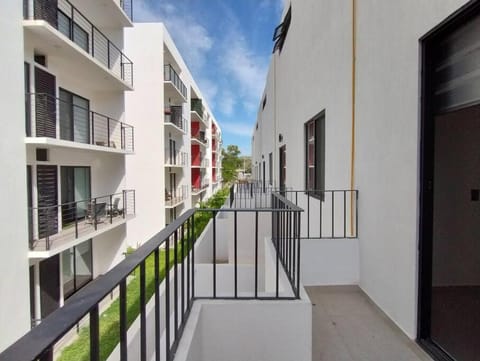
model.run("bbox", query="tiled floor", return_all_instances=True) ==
[306,286,433,361]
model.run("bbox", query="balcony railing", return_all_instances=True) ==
[164,64,187,99]
[0,192,301,361]
[164,106,187,132]
[165,149,188,167]
[231,182,359,239]
[165,185,188,207]
[191,98,204,118]
[192,154,209,168]
[24,0,134,87]
[192,131,208,145]
[119,0,133,20]
[192,181,209,194]
[29,190,135,252]
[26,93,134,152]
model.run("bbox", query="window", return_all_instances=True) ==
[305,111,325,198]
[269,152,273,185]
[272,6,292,53]
[62,239,93,299]
[59,88,90,144]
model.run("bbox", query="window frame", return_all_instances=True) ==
[305,110,325,200]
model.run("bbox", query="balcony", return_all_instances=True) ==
[191,153,209,168]
[28,190,135,259]
[0,190,311,361]
[23,0,134,91]
[25,93,134,153]
[192,181,209,195]
[165,185,188,208]
[164,106,187,134]
[165,149,188,168]
[164,64,187,103]
[191,99,208,127]
[68,0,133,27]
[191,131,208,147]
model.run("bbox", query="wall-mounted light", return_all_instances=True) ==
[279,134,283,143]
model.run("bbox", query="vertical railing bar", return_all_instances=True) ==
[234,211,238,299]
[165,235,171,361]
[332,191,335,238]
[90,304,99,361]
[344,190,347,238]
[181,223,185,323]
[307,191,310,238]
[213,211,217,298]
[140,261,146,361]
[187,218,191,307]
[356,191,359,238]
[154,249,160,361]
[276,207,280,298]
[192,215,195,300]
[173,230,178,340]
[255,211,258,299]
[120,279,127,361]
[319,190,323,238]
[296,211,302,298]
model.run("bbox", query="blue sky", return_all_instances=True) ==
[134,0,284,155]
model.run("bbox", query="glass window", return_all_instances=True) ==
[62,239,92,299]
[305,112,325,198]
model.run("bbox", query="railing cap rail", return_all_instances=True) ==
[0,208,195,361]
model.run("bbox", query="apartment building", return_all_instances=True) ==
[252,1,480,360]
[0,0,135,352]
[124,23,222,247]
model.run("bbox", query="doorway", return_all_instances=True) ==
[419,3,480,360]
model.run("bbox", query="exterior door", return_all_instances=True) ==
[37,165,58,239]
[35,67,56,138]
[279,146,286,192]
[419,3,480,360]
[39,255,60,318]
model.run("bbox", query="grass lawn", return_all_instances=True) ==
[57,187,230,361]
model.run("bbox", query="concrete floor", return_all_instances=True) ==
[306,286,433,361]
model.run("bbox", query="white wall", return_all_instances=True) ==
[251,0,472,340]
[175,297,311,361]
[125,24,167,247]
[0,0,32,352]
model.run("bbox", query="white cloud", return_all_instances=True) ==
[221,121,254,137]
[218,90,236,116]
[135,0,213,72]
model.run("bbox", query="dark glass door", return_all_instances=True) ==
[39,255,60,318]
[279,146,286,192]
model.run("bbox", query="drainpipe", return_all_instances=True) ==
[350,0,357,236]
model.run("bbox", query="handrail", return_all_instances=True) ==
[1,194,303,361]
[26,93,134,152]
[24,0,134,86]
[164,64,187,98]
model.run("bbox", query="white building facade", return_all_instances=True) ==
[252,1,480,360]
[125,23,222,247]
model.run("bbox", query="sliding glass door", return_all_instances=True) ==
[59,89,90,144]
[61,167,91,226]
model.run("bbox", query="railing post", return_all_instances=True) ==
[123,190,126,219]
[91,112,95,146]
[93,198,97,230]
[107,117,111,148]
[74,202,78,238]
[90,305,99,361]
[91,24,95,57]
[109,195,113,224]
[46,207,50,251]
[107,40,111,69]
[121,124,124,150]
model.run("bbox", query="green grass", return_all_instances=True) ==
[57,187,229,361]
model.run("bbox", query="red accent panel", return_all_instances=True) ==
[191,144,200,166]
[191,121,200,137]
[192,168,201,189]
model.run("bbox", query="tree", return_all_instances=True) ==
[221,145,242,183]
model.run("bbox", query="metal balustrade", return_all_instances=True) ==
[24,0,134,86]
[230,182,359,239]
[119,0,133,20]
[164,64,187,99]
[165,149,188,167]
[26,93,134,152]
[0,192,302,361]
[165,185,189,207]
[164,106,187,133]
[29,190,135,251]
[191,131,208,145]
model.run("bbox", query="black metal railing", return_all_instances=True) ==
[230,182,359,239]
[165,185,189,207]
[164,106,187,132]
[26,93,134,152]
[164,65,187,99]
[29,190,135,251]
[165,149,188,167]
[1,193,302,361]
[192,131,208,145]
[25,0,134,87]
[191,99,204,118]
[120,0,133,20]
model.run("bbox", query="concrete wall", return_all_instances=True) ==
[251,0,471,339]
[0,1,32,351]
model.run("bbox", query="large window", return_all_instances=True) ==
[62,239,93,299]
[59,88,90,144]
[305,111,325,197]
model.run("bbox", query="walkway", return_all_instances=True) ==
[306,286,433,361]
